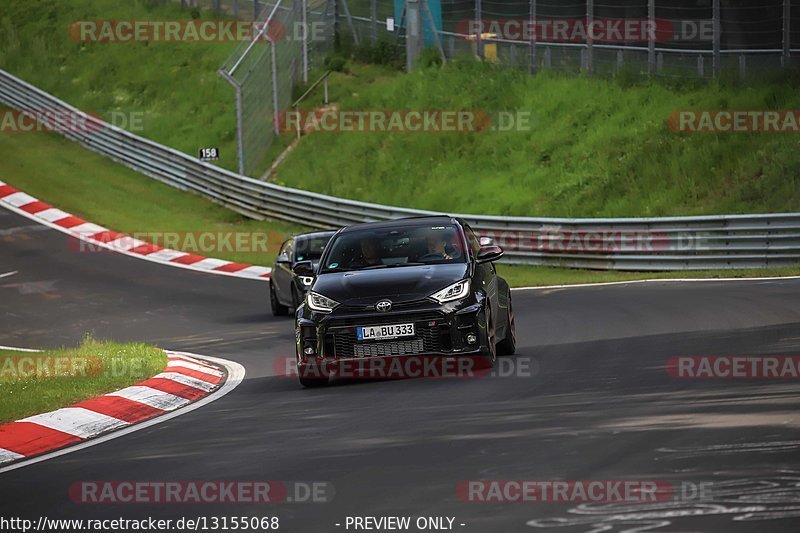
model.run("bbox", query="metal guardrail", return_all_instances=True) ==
[1,67,799,271]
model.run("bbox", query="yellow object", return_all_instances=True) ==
[466,33,498,63]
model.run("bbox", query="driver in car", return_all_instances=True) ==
[350,237,383,268]
[424,234,453,260]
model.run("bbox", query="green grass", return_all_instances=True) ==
[0,337,166,423]
[0,111,303,263]
[0,0,241,172]
[497,264,800,288]
[275,60,800,217]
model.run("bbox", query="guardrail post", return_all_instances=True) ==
[529,0,536,74]
[648,0,655,75]
[712,0,720,78]
[784,0,791,67]
[739,53,746,82]
[254,0,260,19]
[233,0,239,18]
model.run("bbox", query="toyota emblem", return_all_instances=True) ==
[376,299,392,312]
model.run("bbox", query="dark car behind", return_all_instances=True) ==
[270,231,336,316]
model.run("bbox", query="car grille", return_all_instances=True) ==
[326,312,450,358]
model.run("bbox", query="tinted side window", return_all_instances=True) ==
[279,240,294,261]
[465,226,481,258]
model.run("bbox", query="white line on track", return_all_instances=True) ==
[512,274,800,291]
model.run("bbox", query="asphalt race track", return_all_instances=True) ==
[2,205,800,532]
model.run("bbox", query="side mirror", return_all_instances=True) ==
[276,253,290,264]
[476,245,504,264]
[293,260,315,277]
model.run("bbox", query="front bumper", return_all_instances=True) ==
[295,298,489,370]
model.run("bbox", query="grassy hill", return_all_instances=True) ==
[0,0,241,171]
[277,61,800,217]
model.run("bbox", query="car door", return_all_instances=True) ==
[273,239,294,305]
[465,224,501,329]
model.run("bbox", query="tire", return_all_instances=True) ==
[299,376,329,388]
[482,305,497,369]
[270,282,289,316]
[496,297,517,356]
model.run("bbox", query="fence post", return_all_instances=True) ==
[271,41,280,136]
[371,0,378,42]
[648,0,655,75]
[302,0,309,83]
[697,54,704,77]
[529,0,536,73]
[340,0,360,45]
[784,0,792,67]
[586,0,593,74]
[406,0,422,70]
[712,0,720,78]
[218,70,245,175]
[475,0,483,60]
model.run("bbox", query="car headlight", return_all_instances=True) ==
[300,276,314,286]
[306,291,340,313]
[429,279,470,303]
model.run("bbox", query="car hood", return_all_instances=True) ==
[312,264,469,306]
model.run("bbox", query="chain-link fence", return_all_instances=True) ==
[173,0,333,176]
[173,0,800,176]
[343,0,800,79]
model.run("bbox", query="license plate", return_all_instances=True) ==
[357,323,415,341]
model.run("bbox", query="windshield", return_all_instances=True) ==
[320,224,466,273]
[294,236,332,262]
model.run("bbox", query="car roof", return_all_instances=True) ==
[293,230,337,240]
[338,216,460,233]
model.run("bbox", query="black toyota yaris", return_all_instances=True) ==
[292,216,516,387]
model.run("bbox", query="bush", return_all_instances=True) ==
[324,54,347,72]
[417,48,443,69]
[352,39,404,69]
